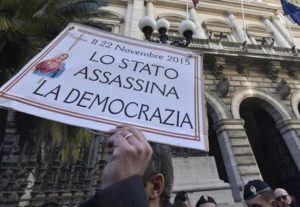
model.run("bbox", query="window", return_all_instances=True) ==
[246,25,274,46]
[202,19,237,42]
[208,31,230,41]
[254,37,274,46]
[88,11,122,34]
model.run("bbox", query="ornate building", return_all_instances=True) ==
[1,0,300,206]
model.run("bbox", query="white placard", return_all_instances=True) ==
[0,23,207,150]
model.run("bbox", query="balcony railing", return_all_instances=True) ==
[151,33,299,58]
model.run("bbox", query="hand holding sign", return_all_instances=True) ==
[101,125,152,189]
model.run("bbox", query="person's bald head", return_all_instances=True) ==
[274,188,292,207]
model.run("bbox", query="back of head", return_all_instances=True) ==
[196,195,217,207]
[173,200,191,207]
[142,143,174,206]
[40,202,59,207]
[174,191,189,203]
[274,188,288,198]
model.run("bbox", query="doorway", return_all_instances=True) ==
[240,98,300,198]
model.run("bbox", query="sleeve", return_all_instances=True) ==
[79,175,149,207]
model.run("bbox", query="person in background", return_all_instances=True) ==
[274,188,299,207]
[243,179,278,207]
[196,195,217,207]
[80,125,174,207]
[173,191,192,207]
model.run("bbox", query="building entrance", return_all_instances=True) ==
[240,98,300,198]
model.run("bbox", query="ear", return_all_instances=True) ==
[148,173,165,200]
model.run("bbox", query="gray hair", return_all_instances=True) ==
[142,143,174,205]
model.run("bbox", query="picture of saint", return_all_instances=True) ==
[33,53,69,78]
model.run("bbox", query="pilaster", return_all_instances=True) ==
[262,17,290,48]
[124,0,133,36]
[130,0,145,39]
[189,8,206,39]
[271,14,293,46]
[226,12,246,43]
[215,119,262,185]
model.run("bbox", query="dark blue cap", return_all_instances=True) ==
[174,191,189,202]
[243,179,271,200]
[196,195,217,207]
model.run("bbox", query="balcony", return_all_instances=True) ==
[151,34,299,60]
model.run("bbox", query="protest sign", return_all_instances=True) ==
[0,23,207,150]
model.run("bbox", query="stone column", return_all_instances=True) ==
[146,0,154,17]
[226,12,246,43]
[262,17,290,47]
[271,14,293,46]
[214,119,246,202]
[124,0,133,36]
[189,7,206,39]
[130,0,146,39]
[215,119,262,187]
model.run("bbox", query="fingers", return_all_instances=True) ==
[107,125,151,156]
[107,131,129,148]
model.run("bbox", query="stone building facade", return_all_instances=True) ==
[104,0,300,206]
[1,0,300,206]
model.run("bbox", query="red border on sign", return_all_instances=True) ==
[0,26,202,142]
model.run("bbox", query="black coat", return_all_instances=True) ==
[80,176,149,207]
[291,197,300,207]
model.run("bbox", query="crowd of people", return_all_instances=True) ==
[78,125,299,207]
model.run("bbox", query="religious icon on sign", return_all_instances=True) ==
[33,53,69,78]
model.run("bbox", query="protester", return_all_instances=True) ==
[80,125,174,207]
[40,202,59,207]
[196,195,217,207]
[274,188,299,207]
[173,191,192,207]
[173,200,192,207]
[244,179,278,207]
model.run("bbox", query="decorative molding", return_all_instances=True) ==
[291,90,300,119]
[213,56,226,79]
[205,91,231,121]
[266,60,280,82]
[286,62,299,78]
[231,88,291,120]
[237,59,250,77]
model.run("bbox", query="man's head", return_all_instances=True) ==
[173,200,192,207]
[173,191,192,207]
[244,179,277,207]
[143,143,174,207]
[196,195,217,207]
[274,188,292,207]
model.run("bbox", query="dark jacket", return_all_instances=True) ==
[291,196,300,207]
[80,176,148,207]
